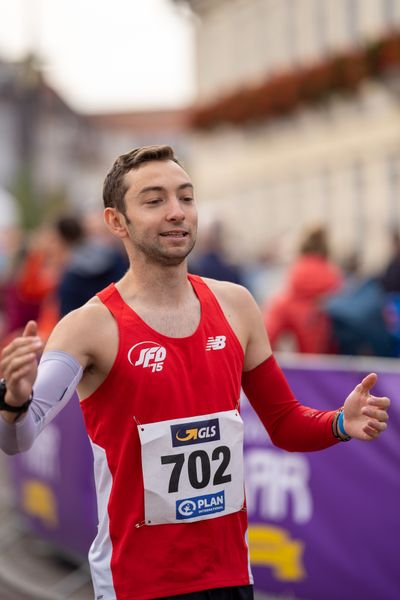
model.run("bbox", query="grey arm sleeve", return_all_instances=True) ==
[0,350,83,454]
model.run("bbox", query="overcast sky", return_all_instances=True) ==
[0,0,196,113]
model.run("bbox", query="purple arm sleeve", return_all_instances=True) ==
[0,350,83,454]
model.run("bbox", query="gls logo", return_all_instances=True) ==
[171,418,220,447]
[128,341,166,372]
[206,336,226,351]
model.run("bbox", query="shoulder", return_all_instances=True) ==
[52,297,112,333]
[200,277,272,371]
[44,296,117,366]
[201,277,259,315]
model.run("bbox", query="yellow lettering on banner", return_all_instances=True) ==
[21,480,58,528]
[248,524,305,581]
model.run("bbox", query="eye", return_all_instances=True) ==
[146,198,162,205]
[181,196,194,203]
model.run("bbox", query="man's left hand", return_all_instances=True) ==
[343,373,390,441]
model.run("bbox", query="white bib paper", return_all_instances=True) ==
[138,409,244,525]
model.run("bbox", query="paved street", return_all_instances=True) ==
[0,455,93,600]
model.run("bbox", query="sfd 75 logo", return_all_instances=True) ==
[128,341,166,372]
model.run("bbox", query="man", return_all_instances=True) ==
[0,146,390,600]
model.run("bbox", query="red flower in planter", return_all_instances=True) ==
[331,50,368,92]
[378,32,400,71]
[268,72,301,115]
[300,62,334,103]
[192,30,400,129]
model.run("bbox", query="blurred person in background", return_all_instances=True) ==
[189,219,243,284]
[0,189,25,340]
[378,229,400,356]
[264,226,342,353]
[0,219,82,347]
[381,230,400,293]
[325,251,395,357]
[55,214,128,317]
[0,146,390,600]
[0,226,59,343]
[37,216,86,335]
[1,214,128,345]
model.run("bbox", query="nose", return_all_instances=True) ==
[166,196,185,221]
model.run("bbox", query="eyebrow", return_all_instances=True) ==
[138,183,194,195]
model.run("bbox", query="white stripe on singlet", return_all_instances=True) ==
[88,441,116,600]
[244,529,254,584]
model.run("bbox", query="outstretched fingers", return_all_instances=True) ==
[362,420,388,440]
[2,353,38,379]
[367,395,390,409]
[362,394,389,420]
[1,340,42,377]
[7,363,37,386]
[1,336,42,361]
[361,393,390,440]
[361,403,389,421]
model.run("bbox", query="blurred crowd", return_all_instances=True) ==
[0,211,128,348]
[262,226,400,358]
[191,222,400,359]
[0,212,399,359]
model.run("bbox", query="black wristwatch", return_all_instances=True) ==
[0,379,33,414]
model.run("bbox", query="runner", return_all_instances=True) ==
[0,146,390,600]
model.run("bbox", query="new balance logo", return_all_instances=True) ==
[206,335,226,351]
[128,341,166,372]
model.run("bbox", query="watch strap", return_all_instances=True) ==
[0,379,33,414]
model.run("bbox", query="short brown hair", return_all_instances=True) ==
[103,145,181,215]
[299,226,329,258]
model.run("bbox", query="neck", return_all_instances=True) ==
[117,259,191,307]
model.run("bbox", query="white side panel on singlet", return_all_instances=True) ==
[244,529,254,584]
[88,441,116,600]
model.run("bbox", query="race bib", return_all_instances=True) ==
[138,409,244,525]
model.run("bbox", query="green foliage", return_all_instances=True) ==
[10,167,68,231]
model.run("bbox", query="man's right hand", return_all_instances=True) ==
[0,321,43,411]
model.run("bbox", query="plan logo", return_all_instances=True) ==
[128,341,166,372]
[171,418,220,447]
[206,336,226,351]
[176,491,225,520]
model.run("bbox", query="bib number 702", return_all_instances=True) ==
[161,446,231,493]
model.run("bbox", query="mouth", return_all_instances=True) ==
[160,231,189,238]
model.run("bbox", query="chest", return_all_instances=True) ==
[132,304,201,338]
[97,330,243,426]
[81,300,245,432]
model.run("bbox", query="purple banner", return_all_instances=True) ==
[5,355,400,599]
[6,393,97,558]
[244,355,400,600]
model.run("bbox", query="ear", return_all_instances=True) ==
[104,207,129,239]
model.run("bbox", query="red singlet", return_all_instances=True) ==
[80,275,252,600]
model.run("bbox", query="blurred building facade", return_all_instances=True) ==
[0,56,191,223]
[0,56,87,212]
[180,0,400,272]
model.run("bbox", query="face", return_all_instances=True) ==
[119,159,197,266]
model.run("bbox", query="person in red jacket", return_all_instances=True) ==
[0,146,389,600]
[264,226,343,353]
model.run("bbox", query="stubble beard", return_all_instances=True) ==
[131,233,197,267]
